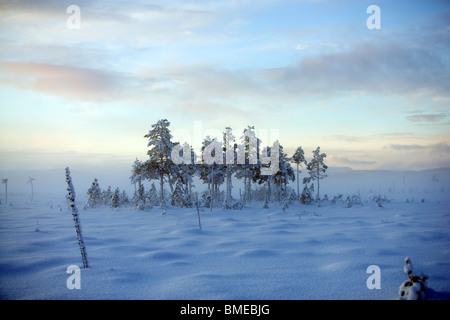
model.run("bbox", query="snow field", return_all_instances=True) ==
[0,197,449,299]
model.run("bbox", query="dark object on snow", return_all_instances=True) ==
[399,257,428,300]
[66,167,89,269]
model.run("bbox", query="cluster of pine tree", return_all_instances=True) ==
[129,119,328,210]
[85,178,129,209]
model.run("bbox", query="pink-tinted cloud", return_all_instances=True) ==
[0,61,123,101]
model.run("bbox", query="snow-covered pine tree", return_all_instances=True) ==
[148,182,158,206]
[171,142,195,208]
[65,167,88,269]
[130,158,146,185]
[254,145,274,204]
[111,187,120,208]
[171,179,188,207]
[120,190,129,207]
[102,186,113,206]
[300,177,314,205]
[292,146,306,203]
[236,126,260,205]
[136,180,146,210]
[273,144,295,207]
[86,178,101,208]
[143,119,177,209]
[306,146,328,207]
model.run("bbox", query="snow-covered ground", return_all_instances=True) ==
[1,185,449,300]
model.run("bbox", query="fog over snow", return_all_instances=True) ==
[0,0,449,301]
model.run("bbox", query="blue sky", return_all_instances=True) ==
[0,0,449,190]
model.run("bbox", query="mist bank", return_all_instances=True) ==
[1,166,449,205]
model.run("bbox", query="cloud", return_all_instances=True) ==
[295,44,309,51]
[406,113,447,123]
[377,132,415,138]
[330,156,376,166]
[388,144,427,151]
[0,61,125,101]
[387,142,450,153]
[261,42,450,97]
[331,135,368,143]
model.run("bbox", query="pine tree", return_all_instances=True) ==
[120,190,129,207]
[143,119,177,208]
[148,182,158,206]
[102,186,113,206]
[292,146,306,203]
[254,145,274,204]
[86,178,101,208]
[273,143,295,207]
[237,126,260,205]
[171,142,195,208]
[300,177,314,205]
[130,158,148,184]
[306,147,328,207]
[136,180,146,210]
[171,179,188,207]
[111,187,120,208]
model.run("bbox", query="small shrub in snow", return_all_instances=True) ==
[201,191,211,208]
[373,195,385,207]
[282,200,288,212]
[288,189,297,204]
[232,201,244,210]
[346,197,352,208]
[399,257,428,300]
[330,194,343,205]
[346,194,361,208]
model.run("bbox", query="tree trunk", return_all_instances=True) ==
[317,165,320,207]
[210,165,214,211]
[268,176,272,203]
[243,175,247,204]
[296,163,300,202]
[248,176,252,204]
[160,170,164,207]
[224,165,232,208]
[168,173,174,194]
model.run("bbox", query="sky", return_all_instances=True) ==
[0,0,449,195]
